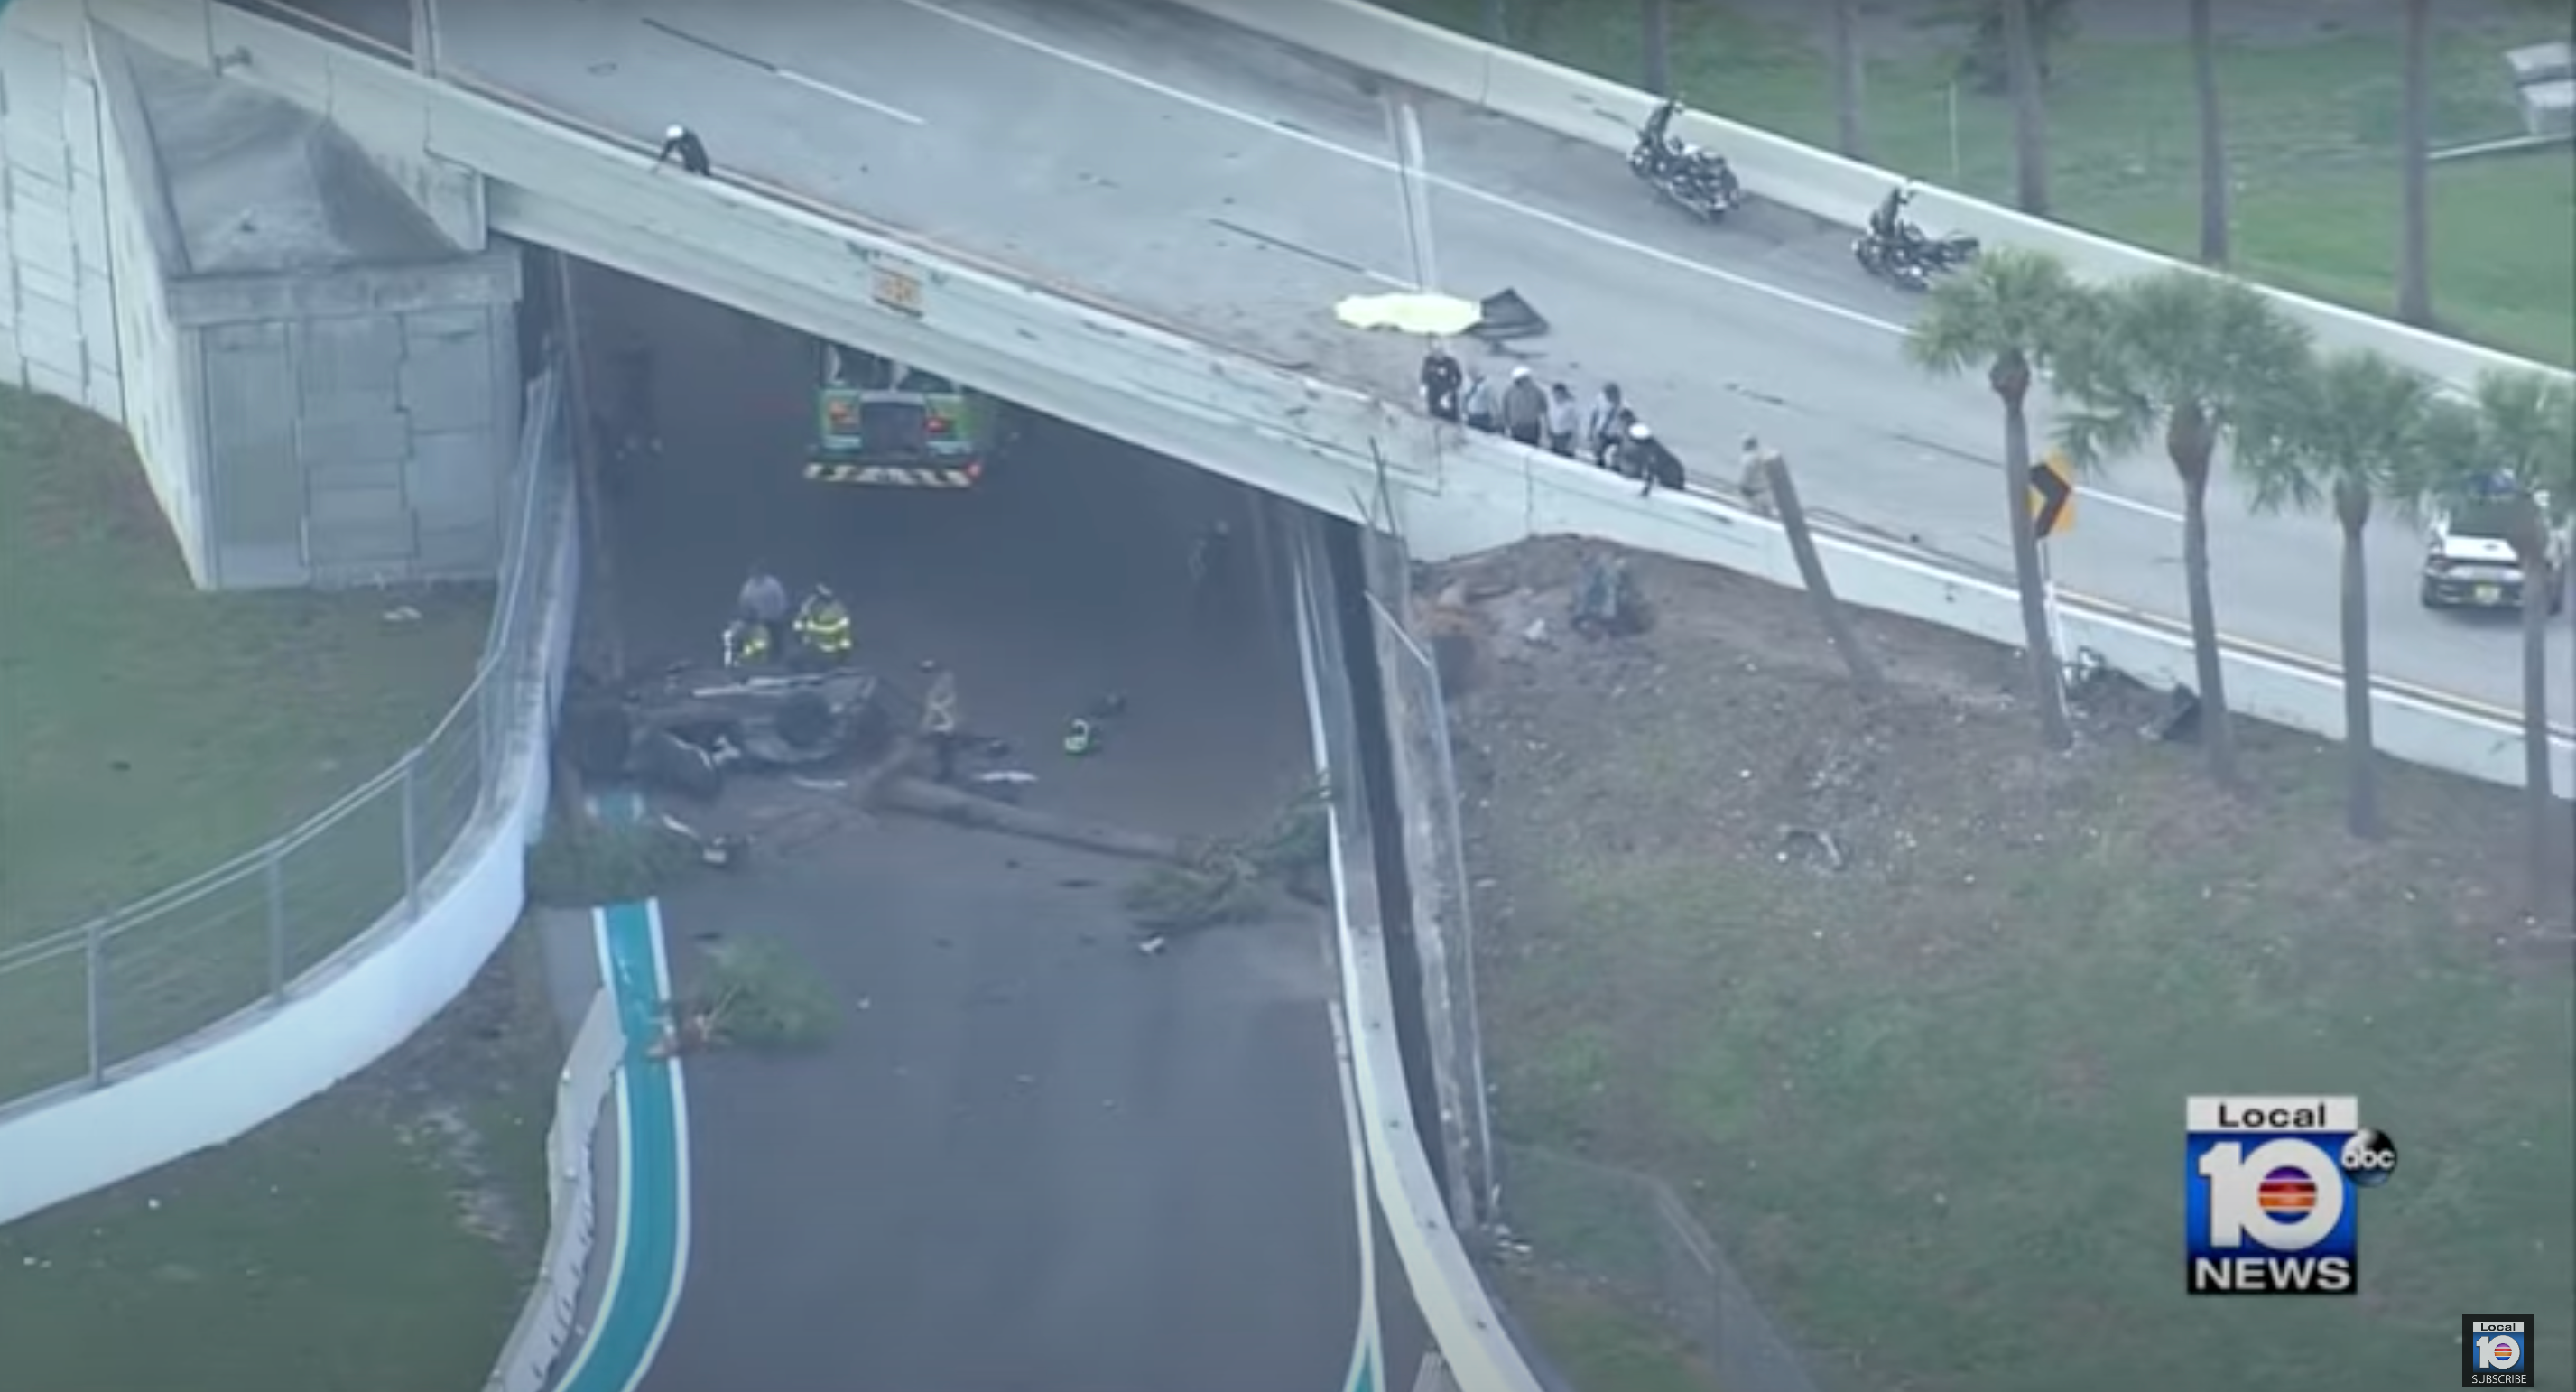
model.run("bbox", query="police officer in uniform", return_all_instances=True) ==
[654,124,712,176]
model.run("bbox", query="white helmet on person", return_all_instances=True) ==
[1627,422,1654,441]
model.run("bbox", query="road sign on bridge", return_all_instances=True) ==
[2029,451,2077,541]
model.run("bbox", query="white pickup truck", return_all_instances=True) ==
[2419,493,2570,614]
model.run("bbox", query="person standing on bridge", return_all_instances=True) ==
[1736,434,1774,515]
[654,124,712,177]
[1500,366,1547,448]
[1460,370,1499,433]
[1544,382,1580,458]
[1420,344,1463,423]
[1585,382,1627,467]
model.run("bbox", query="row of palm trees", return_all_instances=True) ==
[1897,246,2574,908]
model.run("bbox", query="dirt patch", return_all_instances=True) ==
[1433,536,2572,1392]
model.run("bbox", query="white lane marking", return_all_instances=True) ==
[776,67,928,125]
[643,14,927,125]
[1329,999,1386,1392]
[886,0,2182,524]
[625,896,696,1392]
[2083,489,2186,524]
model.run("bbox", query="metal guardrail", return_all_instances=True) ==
[0,353,570,1113]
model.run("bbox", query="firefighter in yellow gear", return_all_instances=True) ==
[792,585,854,664]
[722,617,774,669]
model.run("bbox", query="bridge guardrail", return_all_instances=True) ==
[1158,0,2573,393]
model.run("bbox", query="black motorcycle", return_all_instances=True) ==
[1628,98,1743,222]
[1853,221,1980,291]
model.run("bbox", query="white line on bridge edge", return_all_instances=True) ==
[776,68,928,125]
[888,0,2180,525]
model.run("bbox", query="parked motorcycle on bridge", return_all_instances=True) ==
[1628,98,1743,223]
[1852,182,1979,291]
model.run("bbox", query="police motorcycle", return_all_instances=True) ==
[1852,181,1980,291]
[1628,98,1744,223]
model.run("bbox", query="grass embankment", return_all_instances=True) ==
[1446,541,2572,1392]
[0,387,543,1391]
[0,385,487,1093]
[0,925,564,1392]
[1391,0,2576,365]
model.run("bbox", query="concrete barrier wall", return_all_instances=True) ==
[1287,519,1547,1392]
[483,988,623,1392]
[0,405,581,1224]
[1161,0,2573,393]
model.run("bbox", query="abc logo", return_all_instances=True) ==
[2340,1128,2400,1189]
[2199,1138,2347,1250]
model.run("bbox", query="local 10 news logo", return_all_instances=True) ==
[2184,1095,2396,1296]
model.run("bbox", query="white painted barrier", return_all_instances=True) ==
[1288,531,1546,1392]
[1161,0,2573,393]
[0,415,582,1223]
[484,989,624,1392]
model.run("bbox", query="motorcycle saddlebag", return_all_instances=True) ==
[1469,288,1549,342]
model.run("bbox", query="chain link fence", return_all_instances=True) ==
[1496,1144,1823,1392]
[0,348,570,1113]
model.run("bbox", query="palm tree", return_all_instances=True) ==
[1641,0,1673,96]
[2233,349,2438,836]
[2396,0,2435,326]
[2000,0,2052,215]
[1904,247,2093,749]
[2414,370,2576,911]
[2188,0,2229,264]
[2053,270,2314,787]
[1758,449,1886,698]
[1831,0,1867,159]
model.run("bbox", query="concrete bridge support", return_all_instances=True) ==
[1,0,524,589]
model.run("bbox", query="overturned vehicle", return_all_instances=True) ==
[562,664,892,800]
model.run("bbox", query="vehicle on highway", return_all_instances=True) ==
[2419,489,2570,613]
[804,341,1010,487]
[1627,97,1742,223]
[1854,181,1979,291]
[566,664,890,801]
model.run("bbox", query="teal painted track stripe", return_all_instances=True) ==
[553,790,693,1392]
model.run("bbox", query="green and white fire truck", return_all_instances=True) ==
[803,341,1009,489]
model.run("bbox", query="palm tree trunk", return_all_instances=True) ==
[2189,0,2229,264]
[1831,0,1867,159]
[2000,0,2052,215]
[2396,0,2434,326]
[2516,555,2558,913]
[1641,0,1673,96]
[2334,502,2379,837]
[2001,396,2073,747]
[2179,469,2239,784]
[1762,452,1886,698]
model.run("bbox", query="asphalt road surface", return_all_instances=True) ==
[411,0,2569,726]
[572,261,1365,1390]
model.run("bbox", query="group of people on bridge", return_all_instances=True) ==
[1419,348,1685,496]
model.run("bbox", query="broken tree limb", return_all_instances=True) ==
[870,776,1181,863]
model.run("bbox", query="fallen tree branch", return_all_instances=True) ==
[870,775,1181,862]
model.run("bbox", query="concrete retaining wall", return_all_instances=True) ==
[0,0,124,413]
[1160,0,2573,392]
